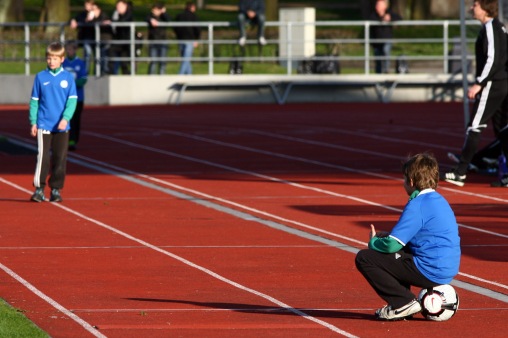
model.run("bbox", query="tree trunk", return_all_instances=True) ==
[0,0,12,22]
[44,0,70,36]
[196,0,205,10]
[411,0,431,20]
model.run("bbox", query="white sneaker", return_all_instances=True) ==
[258,36,267,45]
[442,171,466,187]
[375,299,422,321]
[238,36,246,46]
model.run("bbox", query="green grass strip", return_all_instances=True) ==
[0,299,49,338]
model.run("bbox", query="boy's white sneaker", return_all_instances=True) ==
[375,299,422,321]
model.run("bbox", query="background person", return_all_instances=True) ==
[69,0,96,72]
[147,3,171,75]
[442,0,508,187]
[369,0,402,74]
[237,0,266,46]
[63,40,88,151]
[108,0,133,74]
[89,3,113,76]
[174,2,201,75]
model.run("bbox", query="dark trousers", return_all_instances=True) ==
[109,43,130,74]
[33,130,69,190]
[355,248,438,309]
[69,101,84,145]
[458,80,508,175]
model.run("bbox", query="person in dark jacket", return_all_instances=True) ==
[369,0,402,74]
[69,0,96,73]
[90,3,113,76]
[442,0,508,187]
[109,0,133,74]
[237,0,266,46]
[174,2,201,75]
[147,3,171,75]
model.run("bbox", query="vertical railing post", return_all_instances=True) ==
[208,23,214,75]
[130,22,136,76]
[443,20,449,74]
[24,23,30,76]
[95,23,101,77]
[286,22,292,75]
[364,21,370,75]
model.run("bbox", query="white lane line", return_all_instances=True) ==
[0,261,106,338]
[106,129,508,239]
[158,129,508,204]
[242,128,508,199]
[5,136,508,301]
[0,177,357,338]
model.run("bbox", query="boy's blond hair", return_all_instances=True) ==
[46,42,65,57]
[402,153,439,190]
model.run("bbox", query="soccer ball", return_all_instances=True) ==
[418,284,459,321]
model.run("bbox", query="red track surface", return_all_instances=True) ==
[1,103,507,337]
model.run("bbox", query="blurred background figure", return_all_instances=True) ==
[237,0,266,46]
[147,3,171,75]
[174,2,201,75]
[109,0,133,74]
[62,40,88,151]
[69,0,96,72]
[369,0,402,74]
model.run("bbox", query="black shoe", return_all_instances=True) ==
[68,140,77,151]
[491,175,508,187]
[30,188,45,202]
[441,171,466,187]
[49,189,62,202]
[447,152,478,172]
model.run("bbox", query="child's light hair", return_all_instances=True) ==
[402,153,439,190]
[46,42,65,57]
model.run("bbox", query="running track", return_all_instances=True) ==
[1,102,507,338]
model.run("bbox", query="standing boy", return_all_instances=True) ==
[443,0,508,187]
[29,42,78,203]
[356,153,461,320]
[63,40,88,151]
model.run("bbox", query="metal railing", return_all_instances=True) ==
[0,19,479,77]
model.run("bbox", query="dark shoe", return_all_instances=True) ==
[441,171,466,187]
[30,188,45,202]
[68,140,77,151]
[491,174,508,187]
[375,299,422,321]
[49,189,62,202]
[447,152,478,172]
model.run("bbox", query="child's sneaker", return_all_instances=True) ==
[441,171,466,187]
[30,188,45,202]
[238,36,246,46]
[49,189,62,202]
[375,299,422,321]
